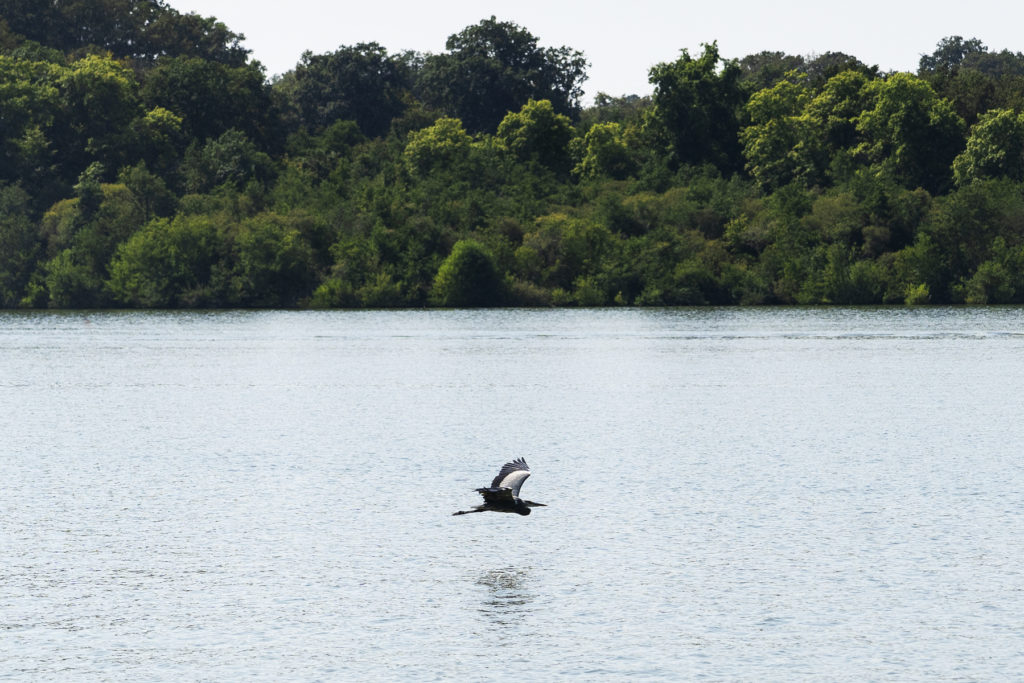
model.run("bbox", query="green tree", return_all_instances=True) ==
[118,162,176,222]
[922,40,1024,125]
[579,93,651,128]
[740,75,819,190]
[107,214,227,307]
[647,42,745,173]
[127,106,185,177]
[856,72,965,193]
[181,129,274,194]
[515,212,612,292]
[952,108,1024,185]
[141,57,275,145]
[131,3,250,66]
[736,50,875,93]
[0,183,38,306]
[495,99,574,175]
[37,248,102,308]
[34,175,149,305]
[52,54,140,175]
[227,212,317,306]
[940,68,999,126]
[73,161,105,218]
[737,51,805,91]
[284,43,412,138]
[0,0,249,67]
[805,70,874,151]
[431,239,504,306]
[964,254,1016,304]
[0,1,63,48]
[912,179,1024,301]
[801,52,878,89]
[403,117,475,178]
[0,56,60,185]
[919,36,988,79]
[418,17,588,133]
[574,121,636,180]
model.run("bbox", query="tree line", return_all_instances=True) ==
[2,2,1024,308]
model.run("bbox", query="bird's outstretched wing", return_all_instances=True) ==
[476,486,517,506]
[489,457,531,497]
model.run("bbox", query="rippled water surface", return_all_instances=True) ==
[2,307,1023,680]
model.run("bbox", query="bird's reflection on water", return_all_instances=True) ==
[476,567,533,625]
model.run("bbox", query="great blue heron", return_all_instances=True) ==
[453,457,546,516]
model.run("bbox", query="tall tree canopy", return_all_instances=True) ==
[0,0,249,66]
[140,57,275,145]
[285,43,413,138]
[856,73,965,194]
[417,17,588,133]
[952,108,1024,185]
[919,36,988,76]
[648,42,746,174]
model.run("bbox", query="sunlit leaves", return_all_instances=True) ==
[495,99,574,175]
[740,75,818,191]
[952,108,1024,185]
[855,73,965,193]
[403,118,474,178]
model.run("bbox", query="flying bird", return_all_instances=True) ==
[453,457,547,516]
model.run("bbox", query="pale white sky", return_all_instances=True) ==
[165,0,1024,103]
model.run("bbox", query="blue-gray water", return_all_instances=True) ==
[2,308,1023,680]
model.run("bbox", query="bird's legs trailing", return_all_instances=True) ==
[453,507,487,516]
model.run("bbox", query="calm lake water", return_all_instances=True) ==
[2,307,1023,680]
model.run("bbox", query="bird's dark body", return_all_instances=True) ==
[453,458,546,516]
[468,488,533,515]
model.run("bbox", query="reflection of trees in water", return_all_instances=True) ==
[476,567,533,625]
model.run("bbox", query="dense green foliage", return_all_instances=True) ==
[2,5,1024,308]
